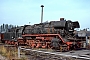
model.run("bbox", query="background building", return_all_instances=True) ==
[0,24,16,33]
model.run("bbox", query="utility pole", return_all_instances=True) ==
[41,5,44,23]
[18,46,20,58]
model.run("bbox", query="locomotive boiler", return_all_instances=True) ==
[23,18,79,36]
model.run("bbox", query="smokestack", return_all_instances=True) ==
[41,5,44,23]
[60,18,64,21]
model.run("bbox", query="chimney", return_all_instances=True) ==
[60,18,64,21]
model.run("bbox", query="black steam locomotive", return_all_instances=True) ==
[0,18,85,51]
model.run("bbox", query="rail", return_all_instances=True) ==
[18,46,90,60]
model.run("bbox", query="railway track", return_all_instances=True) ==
[19,46,90,60]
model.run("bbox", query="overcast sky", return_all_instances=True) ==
[0,0,90,29]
